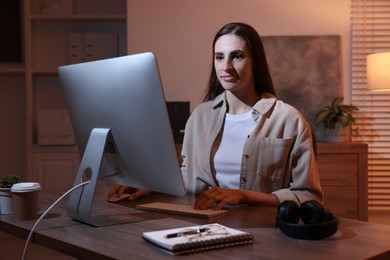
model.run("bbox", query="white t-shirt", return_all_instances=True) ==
[214,110,256,189]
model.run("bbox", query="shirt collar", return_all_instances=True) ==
[211,93,226,109]
[253,92,277,115]
[211,91,277,115]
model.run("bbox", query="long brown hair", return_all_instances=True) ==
[203,22,276,102]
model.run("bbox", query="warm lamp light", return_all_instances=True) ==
[366,52,390,92]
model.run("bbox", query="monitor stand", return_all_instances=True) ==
[66,128,143,227]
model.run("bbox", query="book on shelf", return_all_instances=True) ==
[142,223,253,255]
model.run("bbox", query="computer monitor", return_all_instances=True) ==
[58,52,186,226]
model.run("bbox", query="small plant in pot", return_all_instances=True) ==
[0,175,21,189]
[0,174,20,214]
[315,97,359,142]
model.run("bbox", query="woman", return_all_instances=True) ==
[108,22,323,210]
[182,22,322,210]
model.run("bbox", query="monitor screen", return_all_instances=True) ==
[58,52,186,226]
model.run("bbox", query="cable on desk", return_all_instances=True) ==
[22,180,90,260]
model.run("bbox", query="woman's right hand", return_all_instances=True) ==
[107,184,151,202]
[194,186,243,210]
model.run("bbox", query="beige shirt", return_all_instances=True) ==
[181,92,323,204]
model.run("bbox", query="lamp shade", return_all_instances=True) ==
[366,52,390,91]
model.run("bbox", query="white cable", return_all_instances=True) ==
[22,181,90,260]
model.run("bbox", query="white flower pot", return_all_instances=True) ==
[316,124,351,143]
[0,188,14,214]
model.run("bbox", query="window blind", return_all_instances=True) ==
[351,0,390,210]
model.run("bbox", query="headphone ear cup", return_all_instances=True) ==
[300,200,326,225]
[276,200,339,240]
[277,200,300,224]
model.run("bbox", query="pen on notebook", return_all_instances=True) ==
[165,227,210,239]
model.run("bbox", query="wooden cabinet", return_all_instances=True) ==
[26,0,127,190]
[317,142,368,221]
[0,0,127,190]
[32,146,80,191]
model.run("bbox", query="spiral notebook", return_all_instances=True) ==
[142,223,253,255]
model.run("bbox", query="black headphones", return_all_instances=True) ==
[276,200,339,240]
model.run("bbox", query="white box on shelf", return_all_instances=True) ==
[68,32,118,64]
[84,32,118,62]
[62,110,75,145]
[38,109,75,145]
[69,33,84,64]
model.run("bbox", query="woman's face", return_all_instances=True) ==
[214,34,254,95]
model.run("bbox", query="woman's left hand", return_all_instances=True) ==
[194,186,243,210]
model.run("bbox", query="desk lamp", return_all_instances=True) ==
[366,52,390,91]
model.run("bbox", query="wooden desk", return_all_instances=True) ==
[0,184,389,260]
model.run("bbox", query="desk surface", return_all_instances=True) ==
[1,183,389,260]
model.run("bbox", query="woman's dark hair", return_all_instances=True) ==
[203,22,276,101]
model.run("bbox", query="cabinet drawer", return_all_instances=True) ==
[317,154,358,185]
[322,186,358,219]
[32,152,80,191]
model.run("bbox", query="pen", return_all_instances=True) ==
[165,227,210,239]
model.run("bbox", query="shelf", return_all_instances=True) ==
[32,70,58,76]
[30,14,126,22]
[31,145,79,153]
[0,64,25,75]
[0,70,25,76]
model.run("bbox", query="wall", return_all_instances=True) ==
[127,0,351,111]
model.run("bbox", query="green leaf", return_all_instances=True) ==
[332,97,343,109]
[315,110,331,124]
[339,116,350,126]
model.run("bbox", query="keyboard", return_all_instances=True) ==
[136,202,228,218]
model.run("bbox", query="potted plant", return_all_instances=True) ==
[315,97,359,142]
[0,175,20,189]
[0,174,20,214]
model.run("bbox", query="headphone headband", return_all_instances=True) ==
[276,215,338,240]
